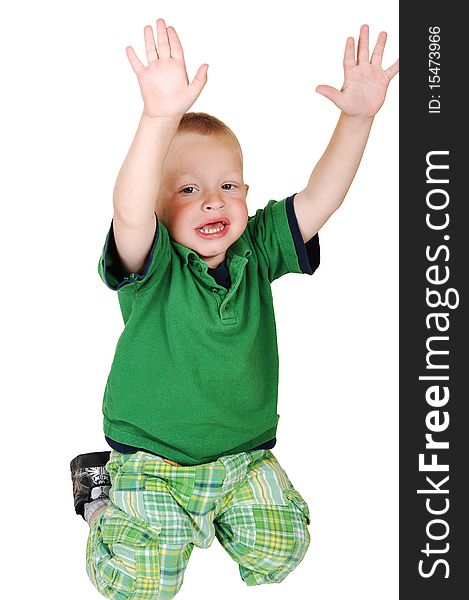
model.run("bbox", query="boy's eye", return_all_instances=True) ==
[181,184,235,194]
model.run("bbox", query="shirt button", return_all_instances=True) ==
[195,263,202,272]
[224,301,231,310]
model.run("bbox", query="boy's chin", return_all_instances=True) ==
[193,242,229,257]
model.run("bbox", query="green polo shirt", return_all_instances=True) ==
[98,196,319,465]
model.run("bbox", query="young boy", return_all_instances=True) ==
[71,18,398,599]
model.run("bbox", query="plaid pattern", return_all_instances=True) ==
[86,449,311,599]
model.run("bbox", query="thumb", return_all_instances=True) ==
[189,63,209,98]
[316,85,342,107]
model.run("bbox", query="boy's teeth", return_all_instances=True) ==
[199,222,225,234]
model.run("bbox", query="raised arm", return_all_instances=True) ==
[111,18,208,273]
[294,24,399,243]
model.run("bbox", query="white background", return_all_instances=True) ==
[1,0,398,598]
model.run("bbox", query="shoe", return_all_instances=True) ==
[70,451,111,520]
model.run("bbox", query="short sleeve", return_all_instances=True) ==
[285,194,320,276]
[246,196,320,283]
[97,214,171,291]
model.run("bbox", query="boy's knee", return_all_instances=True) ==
[240,530,310,586]
[229,485,312,587]
[85,502,162,599]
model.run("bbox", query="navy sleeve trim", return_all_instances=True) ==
[103,215,159,290]
[285,194,320,275]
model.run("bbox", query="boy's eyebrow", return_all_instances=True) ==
[175,170,243,181]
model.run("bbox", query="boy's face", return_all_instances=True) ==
[156,132,249,268]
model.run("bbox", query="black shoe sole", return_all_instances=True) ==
[70,451,111,519]
[70,451,111,472]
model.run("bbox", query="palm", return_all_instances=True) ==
[137,58,195,117]
[126,19,208,118]
[317,25,399,118]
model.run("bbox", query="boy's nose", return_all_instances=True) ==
[202,193,226,210]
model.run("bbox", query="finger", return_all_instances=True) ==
[316,84,343,107]
[357,24,369,64]
[385,58,400,80]
[126,46,145,76]
[343,36,356,71]
[188,64,209,99]
[167,26,185,61]
[144,25,158,63]
[370,31,387,67]
[156,18,171,58]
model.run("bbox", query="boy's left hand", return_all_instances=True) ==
[316,24,399,118]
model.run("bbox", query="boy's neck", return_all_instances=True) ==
[203,255,226,269]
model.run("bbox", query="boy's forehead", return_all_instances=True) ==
[164,133,244,178]
[171,132,241,155]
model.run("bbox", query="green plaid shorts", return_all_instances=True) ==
[86,448,311,599]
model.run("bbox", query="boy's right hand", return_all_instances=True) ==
[126,18,208,119]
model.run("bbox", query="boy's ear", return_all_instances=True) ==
[245,184,249,195]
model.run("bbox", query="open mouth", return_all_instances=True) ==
[197,221,226,233]
[195,219,230,239]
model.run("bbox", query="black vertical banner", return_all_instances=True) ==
[400,5,468,598]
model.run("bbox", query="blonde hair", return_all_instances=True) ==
[175,112,243,159]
